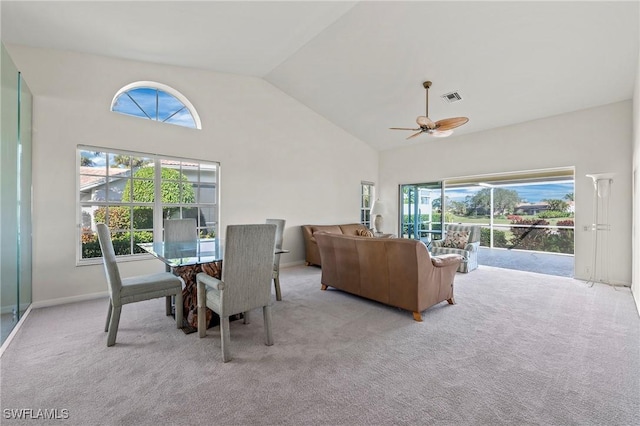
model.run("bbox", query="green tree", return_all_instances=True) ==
[467,188,521,216]
[448,200,467,216]
[112,154,150,168]
[122,167,195,204]
[119,166,196,229]
[80,156,94,166]
[564,192,574,201]
[543,199,568,212]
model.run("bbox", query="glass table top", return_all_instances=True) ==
[138,239,289,268]
[138,239,222,267]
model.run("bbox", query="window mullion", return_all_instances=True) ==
[153,159,163,242]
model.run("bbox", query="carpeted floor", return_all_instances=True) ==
[1,265,638,425]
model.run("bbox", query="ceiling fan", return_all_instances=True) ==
[390,81,469,139]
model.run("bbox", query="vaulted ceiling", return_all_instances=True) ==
[2,1,638,151]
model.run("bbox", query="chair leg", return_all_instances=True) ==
[274,275,282,301]
[106,306,122,347]
[105,301,113,332]
[263,305,274,346]
[165,295,172,316]
[174,291,184,329]
[197,305,206,338]
[220,316,231,362]
[197,282,207,338]
[243,310,251,324]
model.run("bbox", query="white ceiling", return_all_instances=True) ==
[2,1,638,151]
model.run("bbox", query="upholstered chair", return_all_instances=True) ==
[162,218,197,314]
[196,224,276,362]
[266,218,286,301]
[430,224,481,273]
[164,218,197,244]
[96,223,184,347]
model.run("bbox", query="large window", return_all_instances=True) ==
[360,181,374,228]
[78,146,218,262]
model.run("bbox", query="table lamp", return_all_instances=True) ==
[370,199,385,234]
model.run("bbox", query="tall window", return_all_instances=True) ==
[78,146,218,262]
[111,81,201,129]
[360,181,374,228]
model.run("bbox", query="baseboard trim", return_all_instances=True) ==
[31,291,109,309]
[0,305,33,358]
[280,260,306,268]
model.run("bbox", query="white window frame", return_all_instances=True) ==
[76,145,219,265]
[111,81,202,129]
[360,181,374,229]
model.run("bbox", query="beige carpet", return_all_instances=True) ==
[1,265,638,425]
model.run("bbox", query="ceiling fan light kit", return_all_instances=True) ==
[390,80,469,139]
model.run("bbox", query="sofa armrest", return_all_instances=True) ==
[431,253,463,268]
[464,241,480,252]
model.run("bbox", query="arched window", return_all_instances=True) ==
[111,81,201,129]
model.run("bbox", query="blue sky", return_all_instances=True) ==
[112,87,196,128]
[447,182,574,204]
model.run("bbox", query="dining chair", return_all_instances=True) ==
[266,218,286,301]
[96,223,184,346]
[164,218,198,244]
[196,224,276,362]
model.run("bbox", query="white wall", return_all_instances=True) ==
[379,101,633,285]
[632,44,640,315]
[5,44,378,305]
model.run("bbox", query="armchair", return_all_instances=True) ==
[430,224,481,273]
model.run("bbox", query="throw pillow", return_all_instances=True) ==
[442,230,469,249]
[357,228,374,238]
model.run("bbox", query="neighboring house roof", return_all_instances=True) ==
[79,167,130,191]
[516,202,550,210]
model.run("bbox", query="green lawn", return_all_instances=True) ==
[448,214,573,227]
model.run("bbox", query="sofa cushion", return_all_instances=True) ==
[442,230,470,249]
[311,225,343,238]
[339,223,367,236]
[356,228,374,237]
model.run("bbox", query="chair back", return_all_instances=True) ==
[164,218,197,243]
[96,223,123,297]
[222,224,276,315]
[266,218,285,249]
[445,224,481,244]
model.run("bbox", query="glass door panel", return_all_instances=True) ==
[399,182,444,244]
[18,71,32,319]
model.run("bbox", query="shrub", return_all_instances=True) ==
[548,219,574,254]
[509,218,549,250]
[480,227,508,248]
[81,231,154,258]
[537,210,572,219]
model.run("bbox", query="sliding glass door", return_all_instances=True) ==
[399,182,444,244]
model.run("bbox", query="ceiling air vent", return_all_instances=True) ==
[441,91,463,104]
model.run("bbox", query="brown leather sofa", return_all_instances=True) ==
[314,232,462,321]
[301,223,368,266]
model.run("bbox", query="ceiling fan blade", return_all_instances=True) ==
[435,117,469,131]
[416,116,436,129]
[390,127,421,131]
[406,131,424,140]
[431,130,454,138]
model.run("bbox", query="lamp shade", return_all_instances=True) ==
[370,200,385,215]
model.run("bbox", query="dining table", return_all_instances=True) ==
[138,239,288,333]
[138,239,224,333]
